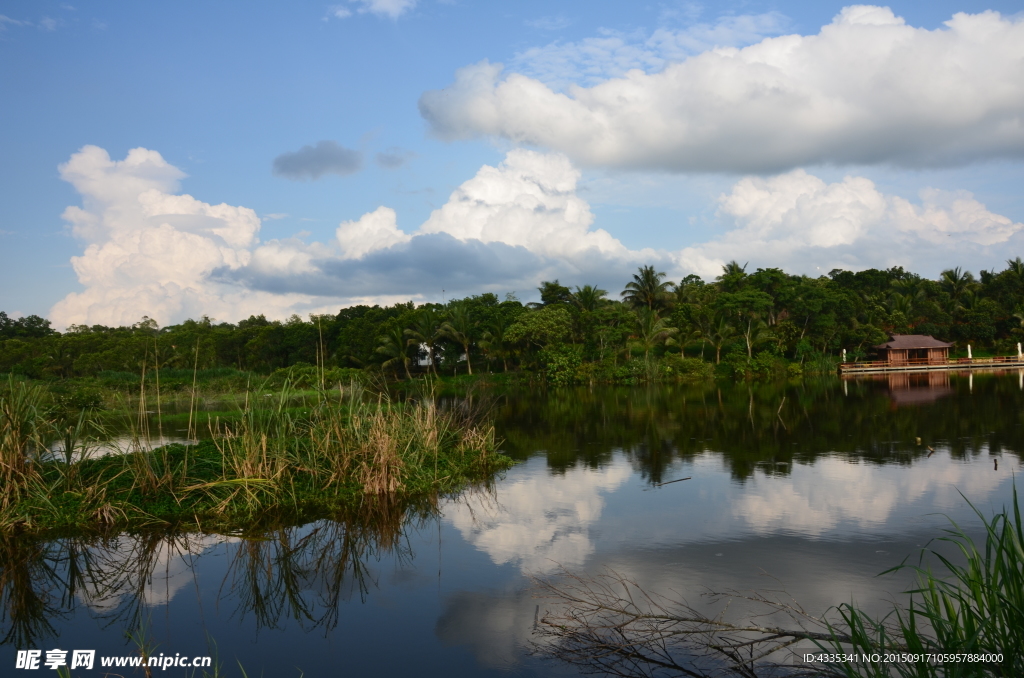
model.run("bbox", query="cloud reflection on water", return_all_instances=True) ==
[436,449,1018,670]
[444,457,632,574]
[734,454,1010,537]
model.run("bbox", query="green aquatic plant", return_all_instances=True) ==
[816,487,1023,677]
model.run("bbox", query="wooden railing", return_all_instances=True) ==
[840,356,1024,371]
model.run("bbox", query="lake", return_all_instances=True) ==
[2,371,1021,676]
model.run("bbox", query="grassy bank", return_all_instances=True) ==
[0,378,512,535]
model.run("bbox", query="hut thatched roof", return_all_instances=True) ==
[874,334,953,350]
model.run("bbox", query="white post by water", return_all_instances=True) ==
[841,349,847,363]
[967,344,972,360]
[1018,342,1022,360]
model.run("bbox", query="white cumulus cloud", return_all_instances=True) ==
[675,170,1024,278]
[50,146,343,328]
[336,206,411,259]
[419,149,633,260]
[420,7,1024,172]
[49,146,1023,328]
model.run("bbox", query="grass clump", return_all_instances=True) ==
[0,381,512,535]
[815,487,1023,677]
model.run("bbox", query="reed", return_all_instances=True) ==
[0,378,46,512]
[817,487,1023,677]
[2,380,511,534]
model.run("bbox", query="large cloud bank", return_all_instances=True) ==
[50,146,1022,328]
[420,6,1024,172]
[51,146,334,328]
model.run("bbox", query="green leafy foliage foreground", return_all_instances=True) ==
[0,379,512,535]
[5,259,1024,385]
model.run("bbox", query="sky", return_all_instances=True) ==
[1,0,1023,328]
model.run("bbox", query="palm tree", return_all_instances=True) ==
[375,325,413,380]
[633,308,678,360]
[705,314,736,364]
[480,316,512,372]
[621,265,672,311]
[1007,257,1024,281]
[440,300,477,375]
[571,285,607,312]
[959,289,982,312]
[716,260,748,292]
[887,292,917,318]
[740,317,770,359]
[940,267,975,301]
[405,307,443,376]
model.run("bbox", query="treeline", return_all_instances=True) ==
[3,258,1024,384]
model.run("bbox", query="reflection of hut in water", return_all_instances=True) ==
[874,334,953,366]
[887,371,954,407]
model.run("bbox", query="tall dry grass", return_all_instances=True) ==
[184,381,503,517]
[0,378,46,512]
[1,376,506,532]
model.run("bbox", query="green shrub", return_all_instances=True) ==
[540,345,584,387]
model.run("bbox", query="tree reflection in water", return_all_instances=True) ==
[0,496,439,648]
[494,373,1023,484]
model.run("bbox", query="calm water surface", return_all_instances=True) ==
[2,372,1022,676]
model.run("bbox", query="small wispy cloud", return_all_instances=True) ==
[324,5,352,20]
[525,15,572,31]
[324,0,417,20]
[0,14,27,30]
[262,213,290,221]
[38,16,58,31]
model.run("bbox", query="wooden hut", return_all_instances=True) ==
[873,334,952,366]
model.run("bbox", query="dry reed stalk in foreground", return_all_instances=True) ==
[0,380,45,512]
[533,568,847,678]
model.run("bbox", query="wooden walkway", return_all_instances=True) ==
[839,356,1024,375]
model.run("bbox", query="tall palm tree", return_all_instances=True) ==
[887,292,917,318]
[375,325,413,380]
[571,285,607,312]
[716,261,748,292]
[621,265,672,311]
[1007,257,1024,280]
[740,317,770,359]
[940,267,975,301]
[405,307,443,376]
[480,316,512,372]
[633,308,678,360]
[440,300,477,375]
[705,314,736,364]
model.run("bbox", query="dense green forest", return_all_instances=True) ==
[3,259,1024,385]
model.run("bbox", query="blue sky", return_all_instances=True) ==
[2,0,1023,327]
